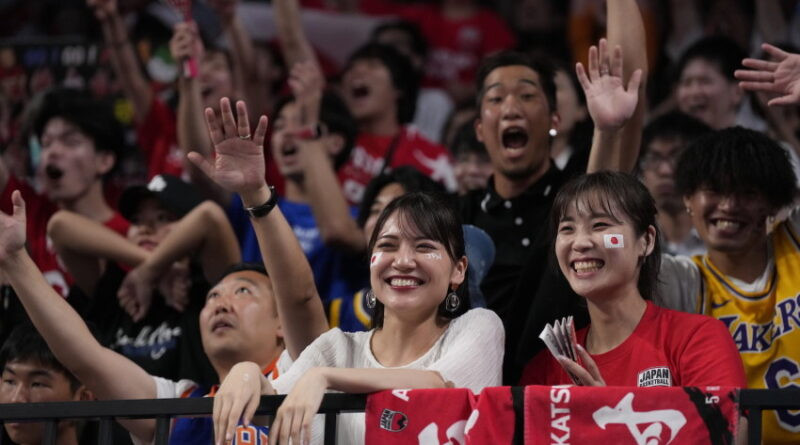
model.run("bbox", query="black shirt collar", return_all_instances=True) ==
[480,163,562,213]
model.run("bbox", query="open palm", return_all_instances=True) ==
[737,44,800,107]
[577,39,642,131]
[189,98,269,196]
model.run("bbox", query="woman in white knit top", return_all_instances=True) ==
[194,99,503,445]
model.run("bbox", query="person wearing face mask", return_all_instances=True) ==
[46,174,238,385]
[519,171,745,391]
[656,127,800,444]
[184,98,502,445]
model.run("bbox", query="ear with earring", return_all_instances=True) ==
[548,128,558,137]
[685,207,693,216]
[445,286,460,312]
[366,289,376,309]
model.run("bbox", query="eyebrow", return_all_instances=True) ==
[3,367,54,379]
[484,79,540,92]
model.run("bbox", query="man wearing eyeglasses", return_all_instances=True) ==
[638,111,711,255]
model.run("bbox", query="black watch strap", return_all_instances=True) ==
[245,186,277,218]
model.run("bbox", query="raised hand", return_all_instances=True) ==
[269,368,328,445]
[213,361,274,445]
[736,43,800,107]
[557,344,606,387]
[577,38,643,131]
[170,22,204,65]
[0,191,27,264]
[288,61,325,128]
[188,98,269,200]
[86,0,117,21]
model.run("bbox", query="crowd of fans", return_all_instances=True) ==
[0,0,800,444]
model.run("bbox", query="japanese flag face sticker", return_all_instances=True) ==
[603,234,624,248]
[370,252,383,268]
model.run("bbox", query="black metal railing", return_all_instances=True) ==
[0,389,797,444]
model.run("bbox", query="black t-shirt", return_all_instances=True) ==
[79,262,217,387]
[460,164,589,383]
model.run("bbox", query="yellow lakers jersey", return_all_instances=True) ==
[693,221,800,444]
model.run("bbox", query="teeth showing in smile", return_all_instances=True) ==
[573,260,604,273]
[390,278,421,287]
[714,220,740,231]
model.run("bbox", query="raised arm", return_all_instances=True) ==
[0,191,158,443]
[118,200,241,319]
[47,210,148,295]
[735,44,800,107]
[584,0,647,173]
[274,0,320,70]
[290,62,365,253]
[169,22,231,206]
[580,38,642,173]
[188,98,329,358]
[86,0,153,122]
[605,0,647,172]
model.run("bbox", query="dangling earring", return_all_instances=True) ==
[445,290,460,312]
[548,128,558,137]
[685,207,693,216]
[366,289,377,309]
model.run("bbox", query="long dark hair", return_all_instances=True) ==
[550,172,661,300]
[367,192,469,328]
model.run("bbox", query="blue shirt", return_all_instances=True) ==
[227,195,367,316]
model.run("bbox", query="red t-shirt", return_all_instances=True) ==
[398,5,515,89]
[519,301,747,388]
[137,98,185,179]
[337,126,455,205]
[1,176,130,297]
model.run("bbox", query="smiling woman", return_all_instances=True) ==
[519,172,746,392]
[190,98,502,444]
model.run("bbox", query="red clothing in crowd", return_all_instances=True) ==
[337,126,455,205]
[137,98,184,179]
[520,301,747,388]
[398,5,515,89]
[1,176,130,297]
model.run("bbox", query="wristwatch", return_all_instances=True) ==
[245,186,277,218]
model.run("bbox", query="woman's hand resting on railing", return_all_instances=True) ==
[269,367,330,445]
[213,361,276,445]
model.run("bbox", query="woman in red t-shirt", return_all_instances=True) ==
[519,171,745,389]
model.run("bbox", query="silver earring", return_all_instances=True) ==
[366,289,376,309]
[445,291,460,312]
[549,128,558,137]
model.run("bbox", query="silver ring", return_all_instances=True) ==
[239,134,251,140]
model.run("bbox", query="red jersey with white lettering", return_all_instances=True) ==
[519,302,746,388]
[1,175,130,297]
[337,126,455,205]
[137,98,185,179]
[398,5,515,89]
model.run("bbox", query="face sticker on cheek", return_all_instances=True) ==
[424,252,443,260]
[370,252,383,268]
[603,234,624,248]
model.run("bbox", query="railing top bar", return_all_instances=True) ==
[0,388,796,422]
[0,394,368,421]
[738,388,800,408]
